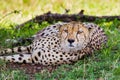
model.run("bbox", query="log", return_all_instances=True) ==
[15,10,120,29]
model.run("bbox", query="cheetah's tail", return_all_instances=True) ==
[0,45,32,56]
[0,54,32,63]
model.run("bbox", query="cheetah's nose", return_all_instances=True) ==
[67,39,75,44]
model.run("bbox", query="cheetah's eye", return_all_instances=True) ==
[64,30,68,33]
[77,30,83,34]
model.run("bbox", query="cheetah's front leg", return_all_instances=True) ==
[0,54,32,63]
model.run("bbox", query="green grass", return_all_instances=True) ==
[0,0,120,80]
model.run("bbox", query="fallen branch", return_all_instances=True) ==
[15,10,120,29]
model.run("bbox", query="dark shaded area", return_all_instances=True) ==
[12,37,34,47]
[6,63,57,74]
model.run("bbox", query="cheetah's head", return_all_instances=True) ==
[59,21,91,53]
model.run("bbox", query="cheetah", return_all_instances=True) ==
[0,21,107,65]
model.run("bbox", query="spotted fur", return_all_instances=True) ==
[0,22,107,65]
